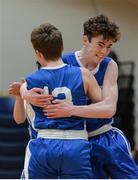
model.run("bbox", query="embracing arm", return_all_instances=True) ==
[20,85,53,107]
[44,60,118,119]
[71,60,118,118]
[81,67,102,103]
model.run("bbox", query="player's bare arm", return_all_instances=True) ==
[43,67,103,118]
[43,60,118,119]
[8,81,26,124]
[68,60,118,118]
[81,67,102,103]
[102,59,118,114]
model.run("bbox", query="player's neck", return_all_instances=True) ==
[76,50,98,71]
[42,58,64,67]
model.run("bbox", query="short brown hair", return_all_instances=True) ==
[31,23,63,60]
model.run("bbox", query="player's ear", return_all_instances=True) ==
[82,35,89,45]
[35,50,40,56]
[35,50,43,59]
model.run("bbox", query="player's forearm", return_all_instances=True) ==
[72,100,116,118]
[13,97,26,124]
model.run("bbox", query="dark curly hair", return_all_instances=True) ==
[83,14,120,42]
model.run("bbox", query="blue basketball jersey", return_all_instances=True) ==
[63,52,138,179]
[62,52,113,131]
[26,63,87,130]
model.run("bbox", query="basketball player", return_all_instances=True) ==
[20,23,104,179]
[41,15,138,178]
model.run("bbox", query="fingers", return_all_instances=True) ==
[28,98,52,107]
[43,104,62,118]
[32,95,53,102]
[43,110,60,119]
[52,99,64,104]
[20,79,25,83]
[38,95,53,100]
[43,106,56,115]
[29,88,53,100]
[8,82,21,96]
[31,88,44,94]
[43,104,57,109]
[43,107,55,113]
[46,115,59,118]
[33,95,53,105]
[8,89,13,95]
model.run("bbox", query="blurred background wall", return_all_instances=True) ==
[0,0,138,147]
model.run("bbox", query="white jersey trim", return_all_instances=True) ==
[23,140,32,179]
[75,51,83,67]
[37,129,88,140]
[112,127,132,156]
[75,51,100,75]
[88,123,112,137]
[20,82,37,131]
[41,63,67,70]
[91,64,100,75]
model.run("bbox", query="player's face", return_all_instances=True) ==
[84,35,113,64]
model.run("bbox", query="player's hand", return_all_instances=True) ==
[22,88,53,107]
[43,99,74,118]
[8,81,24,97]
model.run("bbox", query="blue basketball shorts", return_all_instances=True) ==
[89,127,138,179]
[23,138,93,179]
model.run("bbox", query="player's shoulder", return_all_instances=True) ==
[108,58,118,70]
[26,69,41,80]
[102,55,118,70]
[104,58,118,77]
[62,51,74,56]
[62,51,74,60]
[62,51,77,65]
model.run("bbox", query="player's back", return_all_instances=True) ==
[26,63,87,130]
